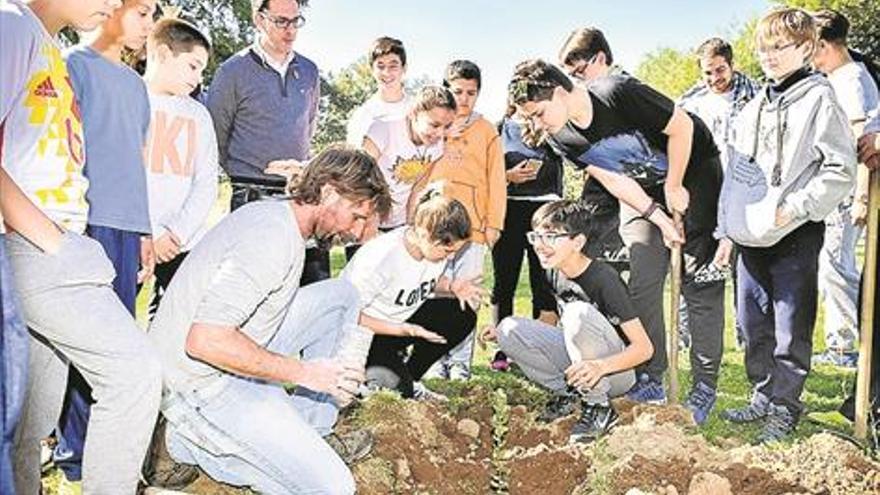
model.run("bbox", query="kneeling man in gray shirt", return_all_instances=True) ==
[149,146,391,495]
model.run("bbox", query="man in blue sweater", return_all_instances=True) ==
[206,0,328,284]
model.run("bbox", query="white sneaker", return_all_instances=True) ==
[40,438,54,472]
[422,360,449,380]
[412,381,449,402]
[448,362,471,381]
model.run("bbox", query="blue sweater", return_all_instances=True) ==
[66,45,152,234]
[206,48,319,184]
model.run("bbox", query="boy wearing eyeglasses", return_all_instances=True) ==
[716,8,856,443]
[480,200,653,444]
[508,56,724,424]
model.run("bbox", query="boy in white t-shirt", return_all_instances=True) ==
[342,192,485,398]
[346,36,411,147]
[343,36,411,259]
[142,18,219,317]
[0,1,161,492]
[811,9,880,368]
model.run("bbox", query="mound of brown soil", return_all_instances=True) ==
[730,432,880,495]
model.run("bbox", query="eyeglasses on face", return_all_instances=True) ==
[567,54,599,79]
[526,231,573,246]
[260,11,306,30]
[757,41,798,56]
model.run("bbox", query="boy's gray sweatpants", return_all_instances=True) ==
[6,232,162,494]
[496,301,634,404]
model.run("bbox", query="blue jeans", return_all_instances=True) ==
[163,279,361,495]
[1,235,28,495]
[54,225,141,481]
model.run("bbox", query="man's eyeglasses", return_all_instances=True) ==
[260,12,306,30]
[567,54,599,80]
[526,231,573,246]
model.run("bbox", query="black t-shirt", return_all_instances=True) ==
[547,75,719,192]
[547,260,638,328]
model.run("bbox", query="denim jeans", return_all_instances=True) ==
[818,200,863,353]
[1,235,28,495]
[7,231,162,494]
[163,279,361,495]
[496,301,635,404]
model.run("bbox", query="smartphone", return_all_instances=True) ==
[524,158,543,174]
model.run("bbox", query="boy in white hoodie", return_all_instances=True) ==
[142,18,219,316]
[715,7,856,443]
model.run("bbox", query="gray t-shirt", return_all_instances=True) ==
[149,200,305,390]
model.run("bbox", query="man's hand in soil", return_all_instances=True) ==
[400,323,447,344]
[565,359,608,389]
[298,358,364,407]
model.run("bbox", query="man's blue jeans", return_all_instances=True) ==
[163,279,361,495]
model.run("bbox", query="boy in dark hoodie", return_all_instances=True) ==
[716,7,856,443]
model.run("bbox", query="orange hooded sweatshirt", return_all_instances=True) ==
[422,114,507,245]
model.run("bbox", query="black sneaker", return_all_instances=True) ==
[538,393,579,423]
[721,395,770,424]
[756,404,797,444]
[324,429,373,465]
[568,401,619,444]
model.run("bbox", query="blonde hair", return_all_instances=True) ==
[756,7,817,57]
[412,188,471,245]
[411,85,457,114]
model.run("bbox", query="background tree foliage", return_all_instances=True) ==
[313,57,377,152]
[634,47,702,99]
[165,0,254,81]
[781,0,880,59]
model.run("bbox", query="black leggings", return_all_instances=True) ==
[366,298,476,397]
[491,199,556,320]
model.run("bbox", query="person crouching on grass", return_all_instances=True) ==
[481,200,653,443]
[341,190,486,400]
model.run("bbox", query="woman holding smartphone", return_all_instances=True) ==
[489,107,564,370]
